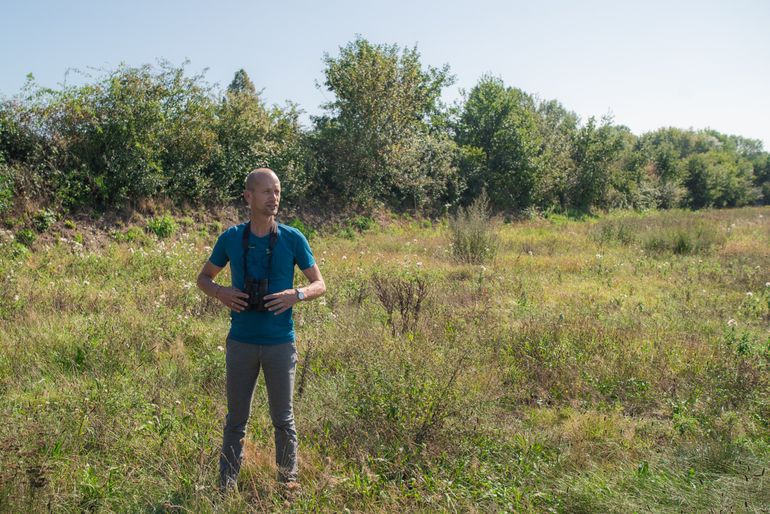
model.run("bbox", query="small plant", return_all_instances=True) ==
[32,209,57,232]
[350,215,376,232]
[15,228,36,247]
[449,191,499,264]
[63,219,77,230]
[371,271,430,336]
[0,167,13,217]
[146,214,177,239]
[288,218,316,240]
[114,226,145,243]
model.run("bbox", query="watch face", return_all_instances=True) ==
[297,290,305,300]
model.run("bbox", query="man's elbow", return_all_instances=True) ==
[315,279,327,296]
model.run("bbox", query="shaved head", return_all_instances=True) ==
[244,168,279,191]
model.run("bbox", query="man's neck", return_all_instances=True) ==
[249,214,275,237]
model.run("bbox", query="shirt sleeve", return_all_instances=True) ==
[294,231,316,271]
[208,231,230,268]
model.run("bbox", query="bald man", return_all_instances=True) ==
[196,168,326,494]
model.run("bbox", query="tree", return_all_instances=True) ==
[227,69,257,96]
[455,76,541,211]
[532,98,579,210]
[684,150,757,208]
[312,37,458,210]
[568,116,624,211]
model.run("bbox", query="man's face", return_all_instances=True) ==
[244,174,281,217]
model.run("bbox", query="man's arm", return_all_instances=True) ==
[196,261,249,312]
[263,264,326,315]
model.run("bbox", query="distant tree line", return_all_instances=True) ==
[1,37,769,219]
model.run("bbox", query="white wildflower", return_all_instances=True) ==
[416,262,423,267]
[217,345,224,352]
[342,255,347,260]
[746,292,754,297]
[727,319,737,327]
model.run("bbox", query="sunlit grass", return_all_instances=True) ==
[1,206,769,512]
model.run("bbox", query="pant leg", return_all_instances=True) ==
[219,338,261,489]
[260,341,298,482]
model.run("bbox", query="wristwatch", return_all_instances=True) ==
[295,288,305,301]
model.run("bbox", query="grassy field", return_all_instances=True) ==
[1,206,769,513]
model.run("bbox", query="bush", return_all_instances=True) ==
[371,270,430,335]
[287,217,316,240]
[349,215,376,233]
[449,191,499,264]
[146,215,177,239]
[32,209,56,232]
[0,164,13,218]
[15,228,36,247]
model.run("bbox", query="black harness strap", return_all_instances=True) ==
[242,221,278,284]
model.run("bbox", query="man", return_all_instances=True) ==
[196,168,326,493]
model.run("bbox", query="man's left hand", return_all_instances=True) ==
[263,289,299,315]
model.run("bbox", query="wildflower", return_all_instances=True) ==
[13,294,19,302]
[596,253,603,258]
[416,262,423,267]
[746,292,754,297]
[217,345,224,352]
[342,255,347,260]
[765,282,770,287]
[727,319,737,327]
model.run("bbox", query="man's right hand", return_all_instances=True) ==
[217,287,249,312]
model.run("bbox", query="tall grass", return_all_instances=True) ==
[449,191,499,264]
[1,207,769,511]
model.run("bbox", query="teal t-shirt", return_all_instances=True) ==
[208,222,315,344]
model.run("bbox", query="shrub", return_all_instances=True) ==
[449,191,499,264]
[371,270,430,336]
[0,164,13,217]
[32,209,57,232]
[287,217,316,240]
[146,214,177,239]
[350,215,376,232]
[15,228,36,247]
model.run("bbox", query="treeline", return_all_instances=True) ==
[1,37,769,219]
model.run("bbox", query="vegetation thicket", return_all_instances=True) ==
[2,37,769,228]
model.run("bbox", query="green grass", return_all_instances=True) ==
[1,206,770,512]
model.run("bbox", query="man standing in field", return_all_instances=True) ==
[196,168,326,494]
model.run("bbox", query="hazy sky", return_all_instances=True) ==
[3,0,769,148]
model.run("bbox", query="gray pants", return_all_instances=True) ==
[219,338,298,488]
